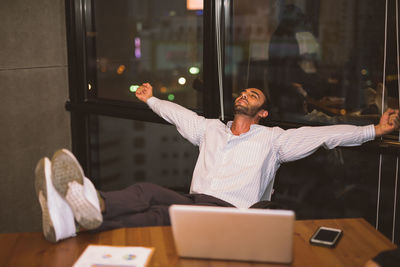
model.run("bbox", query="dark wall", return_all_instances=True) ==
[0,0,71,232]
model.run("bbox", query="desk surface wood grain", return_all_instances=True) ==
[0,218,396,267]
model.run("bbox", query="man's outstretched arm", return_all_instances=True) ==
[275,108,400,164]
[135,83,207,146]
[374,108,400,137]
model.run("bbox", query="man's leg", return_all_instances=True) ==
[185,193,236,208]
[96,183,201,231]
[100,183,197,218]
[95,185,235,232]
[96,193,235,232]
[95,205,172,231]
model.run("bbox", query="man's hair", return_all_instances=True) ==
[257,90,272,125]
[259,90,272,112]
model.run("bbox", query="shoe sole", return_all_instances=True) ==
[34,158,57,243]
[51,149,102,229]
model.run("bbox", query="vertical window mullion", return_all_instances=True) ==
[203,0,221,119]
[65,0,91,175]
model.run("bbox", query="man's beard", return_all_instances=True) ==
[234,103,260,117]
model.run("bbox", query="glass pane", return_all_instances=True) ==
[226,0,398,126]
[90,0,203,109]
[89,115,198,192]
[274,148,380,224]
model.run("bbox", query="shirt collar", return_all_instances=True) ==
[226,121,262,135]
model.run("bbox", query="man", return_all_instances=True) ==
[35,83,400,242]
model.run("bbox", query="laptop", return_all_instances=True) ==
[169,205,295,263]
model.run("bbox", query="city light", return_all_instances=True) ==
[136,22,142,32]
[168,94,175,101]
[187,0,203,10]
[135,37,141,59]
[129,85,139,93]
[160,87,167,93]
[386,74,397,82]
[189,66,200,75]
[178,77,186,85]
[117,65,126,75]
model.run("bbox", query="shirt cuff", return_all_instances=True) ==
[364,124,376,141]
[146,96,158,108]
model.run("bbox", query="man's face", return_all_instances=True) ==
[234,88,266,117]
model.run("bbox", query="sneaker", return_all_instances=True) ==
[34,157,76,242]
[83,176,102,213]
[51,149,102,229]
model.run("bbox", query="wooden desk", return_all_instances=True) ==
[0,218,396,267]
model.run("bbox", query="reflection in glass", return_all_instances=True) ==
[274,148,379,221]
[91,0,203,109]
[226,0,398,126]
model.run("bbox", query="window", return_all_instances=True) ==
[224,0,398,128]
[66,0,400,243]
[87,0,204,109]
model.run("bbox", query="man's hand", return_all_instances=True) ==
[135,83,153,103]
[375,108,400,137]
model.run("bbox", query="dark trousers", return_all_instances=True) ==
[96,182,235,231]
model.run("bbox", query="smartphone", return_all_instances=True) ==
[309,226,343,247]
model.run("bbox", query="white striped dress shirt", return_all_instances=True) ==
[147,97,376,208]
